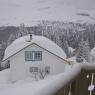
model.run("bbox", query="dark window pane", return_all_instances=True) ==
[25,51,33,61]
[30,67,38,72]
[34,51,42,61]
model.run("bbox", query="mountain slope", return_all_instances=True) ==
[0,0,95,26]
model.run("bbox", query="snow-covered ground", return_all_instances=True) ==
[0,69,11,92]
[0,69,64,95]
[0,69,10,84]
[0,64,74,95]
[0,69,51,94]
[0,64,72,95]
[0,64,80,95]
[0,63,95,95]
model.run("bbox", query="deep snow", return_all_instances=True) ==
[0,63,95,95]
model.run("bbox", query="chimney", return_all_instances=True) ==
[30,34,32,40]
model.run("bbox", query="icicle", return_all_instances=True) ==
[68,84,71,95]
[88,73,94,95]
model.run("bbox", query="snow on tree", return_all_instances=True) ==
[34,20,95,57]
[0,44,3,62]
[7,34,16,46]
[64,43,70,58]
[0,41,7,64]
[60,36,70,58]
[68,47,75,57]
[17,23,29,38]
[76,39,90,63]
[37,21,72,58]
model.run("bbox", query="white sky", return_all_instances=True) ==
[0,0,95,26]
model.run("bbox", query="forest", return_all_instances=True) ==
[0,20,95,65]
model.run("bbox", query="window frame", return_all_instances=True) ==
[25,51,42,61]
[25,51,34,61]
[34,51,42,61]
[29,67,38,73]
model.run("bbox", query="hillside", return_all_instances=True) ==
[0,21,95,65]
[0,0,95,26]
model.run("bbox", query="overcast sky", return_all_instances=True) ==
[0,0,95,26]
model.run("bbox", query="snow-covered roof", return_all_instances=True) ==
[67,57,76,65]
[3,35,66,61]
[67,57,76,62]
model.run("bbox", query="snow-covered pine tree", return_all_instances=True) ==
[0,44,3,62]
[59,35,70,58]
[84,40,90,62]
[0,41,7,62]
[7,34,16,46]
[17,23,29,37]
[76,39,90,63]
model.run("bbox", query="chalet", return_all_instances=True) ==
[2,34,69,82]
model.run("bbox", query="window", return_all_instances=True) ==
[25,51,33,61]
[25,51,42,61]
[34,51,42,61]
[30,67,38,73]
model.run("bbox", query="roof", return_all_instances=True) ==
[67,57,76,61]
[3,35,66,61]
[67,57,76,65]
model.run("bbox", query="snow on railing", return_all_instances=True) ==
[82,63,95,70]
[33,64,82,95]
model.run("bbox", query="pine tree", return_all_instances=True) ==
[7,34,16,46]
[0,41,7,61]
[17,23,29,37]
[59,35,70,58]
[76,39,90,63]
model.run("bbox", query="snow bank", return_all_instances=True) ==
[33,64,82,95]
[0,63,95,95]
[33,63,95,95]
[82,63,95,70]
[0,69,10,84]
[0,64,82,95]
[3,35,66,61]
[0,69,11,91]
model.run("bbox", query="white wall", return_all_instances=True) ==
[9,44,66,82]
